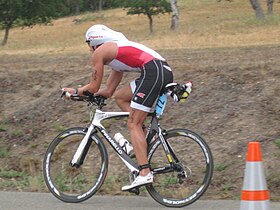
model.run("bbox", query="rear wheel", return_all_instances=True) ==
[146,129,213,207]
[43,127,108,203]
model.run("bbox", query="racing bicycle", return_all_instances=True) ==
[43,82,214,208]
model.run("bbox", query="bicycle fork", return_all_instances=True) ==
[70,124,96,167]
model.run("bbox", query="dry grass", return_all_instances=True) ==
[0,0,280,55]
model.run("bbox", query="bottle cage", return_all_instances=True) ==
[164,82,192,103]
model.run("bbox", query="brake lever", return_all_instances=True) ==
[61,91,66,98]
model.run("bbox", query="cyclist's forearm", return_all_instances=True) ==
[79,59,104,94]
[95,88,113,98]
[78,83,97,95]
[94,70,123,98]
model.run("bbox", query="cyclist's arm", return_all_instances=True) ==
[95,70,123,98]
[78,43,118,95]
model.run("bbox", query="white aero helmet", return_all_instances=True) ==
[85,24,128,47]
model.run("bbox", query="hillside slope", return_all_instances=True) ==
[0,0,280,200]
[1,45,279,199]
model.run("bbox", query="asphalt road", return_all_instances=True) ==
[1,191,279,210]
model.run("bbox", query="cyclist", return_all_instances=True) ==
[62,24,173,191]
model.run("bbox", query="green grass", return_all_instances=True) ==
[73,12,105,24]
[99,175,120,193]
[221,182,234,192]
[28,175,46,191]
[214,163,227,172]
[0,170,45,191]
[0,148,9,158]
[242,14,280,27]
[11,129,24,138]
[28,142,38,149]
[163,176,179,188]
[52,122,66,132]
[267,171,280,201]
[0,124,7,132]
[0,170,27,179]
[275,139,280,149]
[53,171,71,192]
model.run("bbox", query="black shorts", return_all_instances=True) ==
[130,59,173,112]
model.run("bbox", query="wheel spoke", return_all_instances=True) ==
[147,129,213,207]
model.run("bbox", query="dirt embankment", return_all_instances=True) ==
[0,45,279,199]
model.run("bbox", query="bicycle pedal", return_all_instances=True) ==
[128,187,140,195]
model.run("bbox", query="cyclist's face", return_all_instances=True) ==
[87,43,95,53]
[88,43,101,54]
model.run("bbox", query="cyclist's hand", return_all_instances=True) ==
[61,87,78,99]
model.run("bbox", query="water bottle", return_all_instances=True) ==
[155,94,167,117]
[114,133,133,155]
[180,81,192,103]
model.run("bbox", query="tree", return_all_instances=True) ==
[0,0,57,46]
[99,0,104,11]
[249,0,265,19]
[267,0,274,15]
[123,0,171,33]
[170,0,179,30]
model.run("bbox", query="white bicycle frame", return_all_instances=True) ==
[70,85,181,174]
[70,109,140,172]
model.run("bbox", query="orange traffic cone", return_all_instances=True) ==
[240,142,270,210]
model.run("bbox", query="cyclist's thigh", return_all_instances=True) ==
[115,84,133,100]
[132,60,170,111]
[114,84,133,111]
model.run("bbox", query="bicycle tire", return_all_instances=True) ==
[43,127,108,203]
[146,128,213,208]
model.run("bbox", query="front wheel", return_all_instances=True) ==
[43,127,108,203]
[146,129,214,208]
